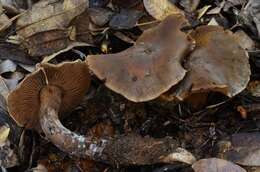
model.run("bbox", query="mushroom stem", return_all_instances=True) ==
[39,85,196,165]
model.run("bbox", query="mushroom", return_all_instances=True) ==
[87,14,195,102]
[172,25,251,100]
[7,60,90,129]
[7,60,196,165]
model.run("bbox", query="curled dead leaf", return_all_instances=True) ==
[21,29,71,57]
[192,158,246,172]
[0,2,11,32]
[247,80,260,97]
[16,0,88,38]
[218,132,260,166]
[143,0,184,20]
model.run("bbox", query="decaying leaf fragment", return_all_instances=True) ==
[173,26,251,100]
[22,29,72,57]
[87,14,195,102]
[0,42,35,65]
[243,0,260,37]
[247,80,260,97]
[0,2,11,32]
[16,0,88,38]
[143,0,183,20]
[218,132,260,166]
[16,0,88,56]
[192,158,246,172]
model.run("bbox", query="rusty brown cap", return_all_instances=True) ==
[87,14,194,102]
[7,60,90,129]
[7,68,46,128]
[40,60,90,114]
[173,25,251,100]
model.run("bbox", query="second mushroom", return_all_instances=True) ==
[7,60,196,166]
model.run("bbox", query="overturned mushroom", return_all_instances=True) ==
[87,14,195,102]
[7,60,196,165]
[173,26,251,100]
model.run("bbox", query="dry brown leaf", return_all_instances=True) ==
[16,0,88,38]
[71,10,94,43]
[218,132,260,166]
[0,2,11,31]
[197,5,211,19]
[0,76,9,98]
[112,0,143,9]
[192,158,246,172]
[179,0,200,12]
[0,42,36,65]
[88,7,114,27]
[42,42,92,63]
[87,15,195,102]
[15,0,89,56]
[0,140,18,168]
[4,72,24,91]
[247,80,260,97]
[109,9,143,30]
[244,0,260,37]
[0,124,9,144]
[21,29,71,57]
[0,59,17,74]
[173,26,250,100]
[143,0,183,20]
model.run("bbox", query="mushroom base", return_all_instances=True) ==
[39,85,196,166]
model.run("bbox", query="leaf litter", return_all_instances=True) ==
[0,0,259,171]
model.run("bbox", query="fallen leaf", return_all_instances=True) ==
[113,31,135,44]
[42,42,93,63]
[197,5,211,19]
[21,29,72,57]
[243,0,260,37]
[173,26,251,100]
[247,80,260,97]
[89,7,114,26]
[179,0,200,12]
[0,2,11,31]
[89,0,110,8]
[0,124,9,144]
[208,17,219,26]
[4,72,24,90]
[218,132,260,166]
[16,0,88,39]
[224,0,247,12]
[192,158,246,172]
[0,140,18,168]
[109,9,143,30]
[112,0,143,9]
[71,10,94,44]
[143,0,183,20]
[18,64,35,73]
[0,60,17,74]
[0,42,36,65]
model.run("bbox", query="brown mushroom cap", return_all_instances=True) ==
[7,60,90,129]
[7,69,46,128]
[40,60,90,114]
[87,14,194,102]
[173,25,251,100]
